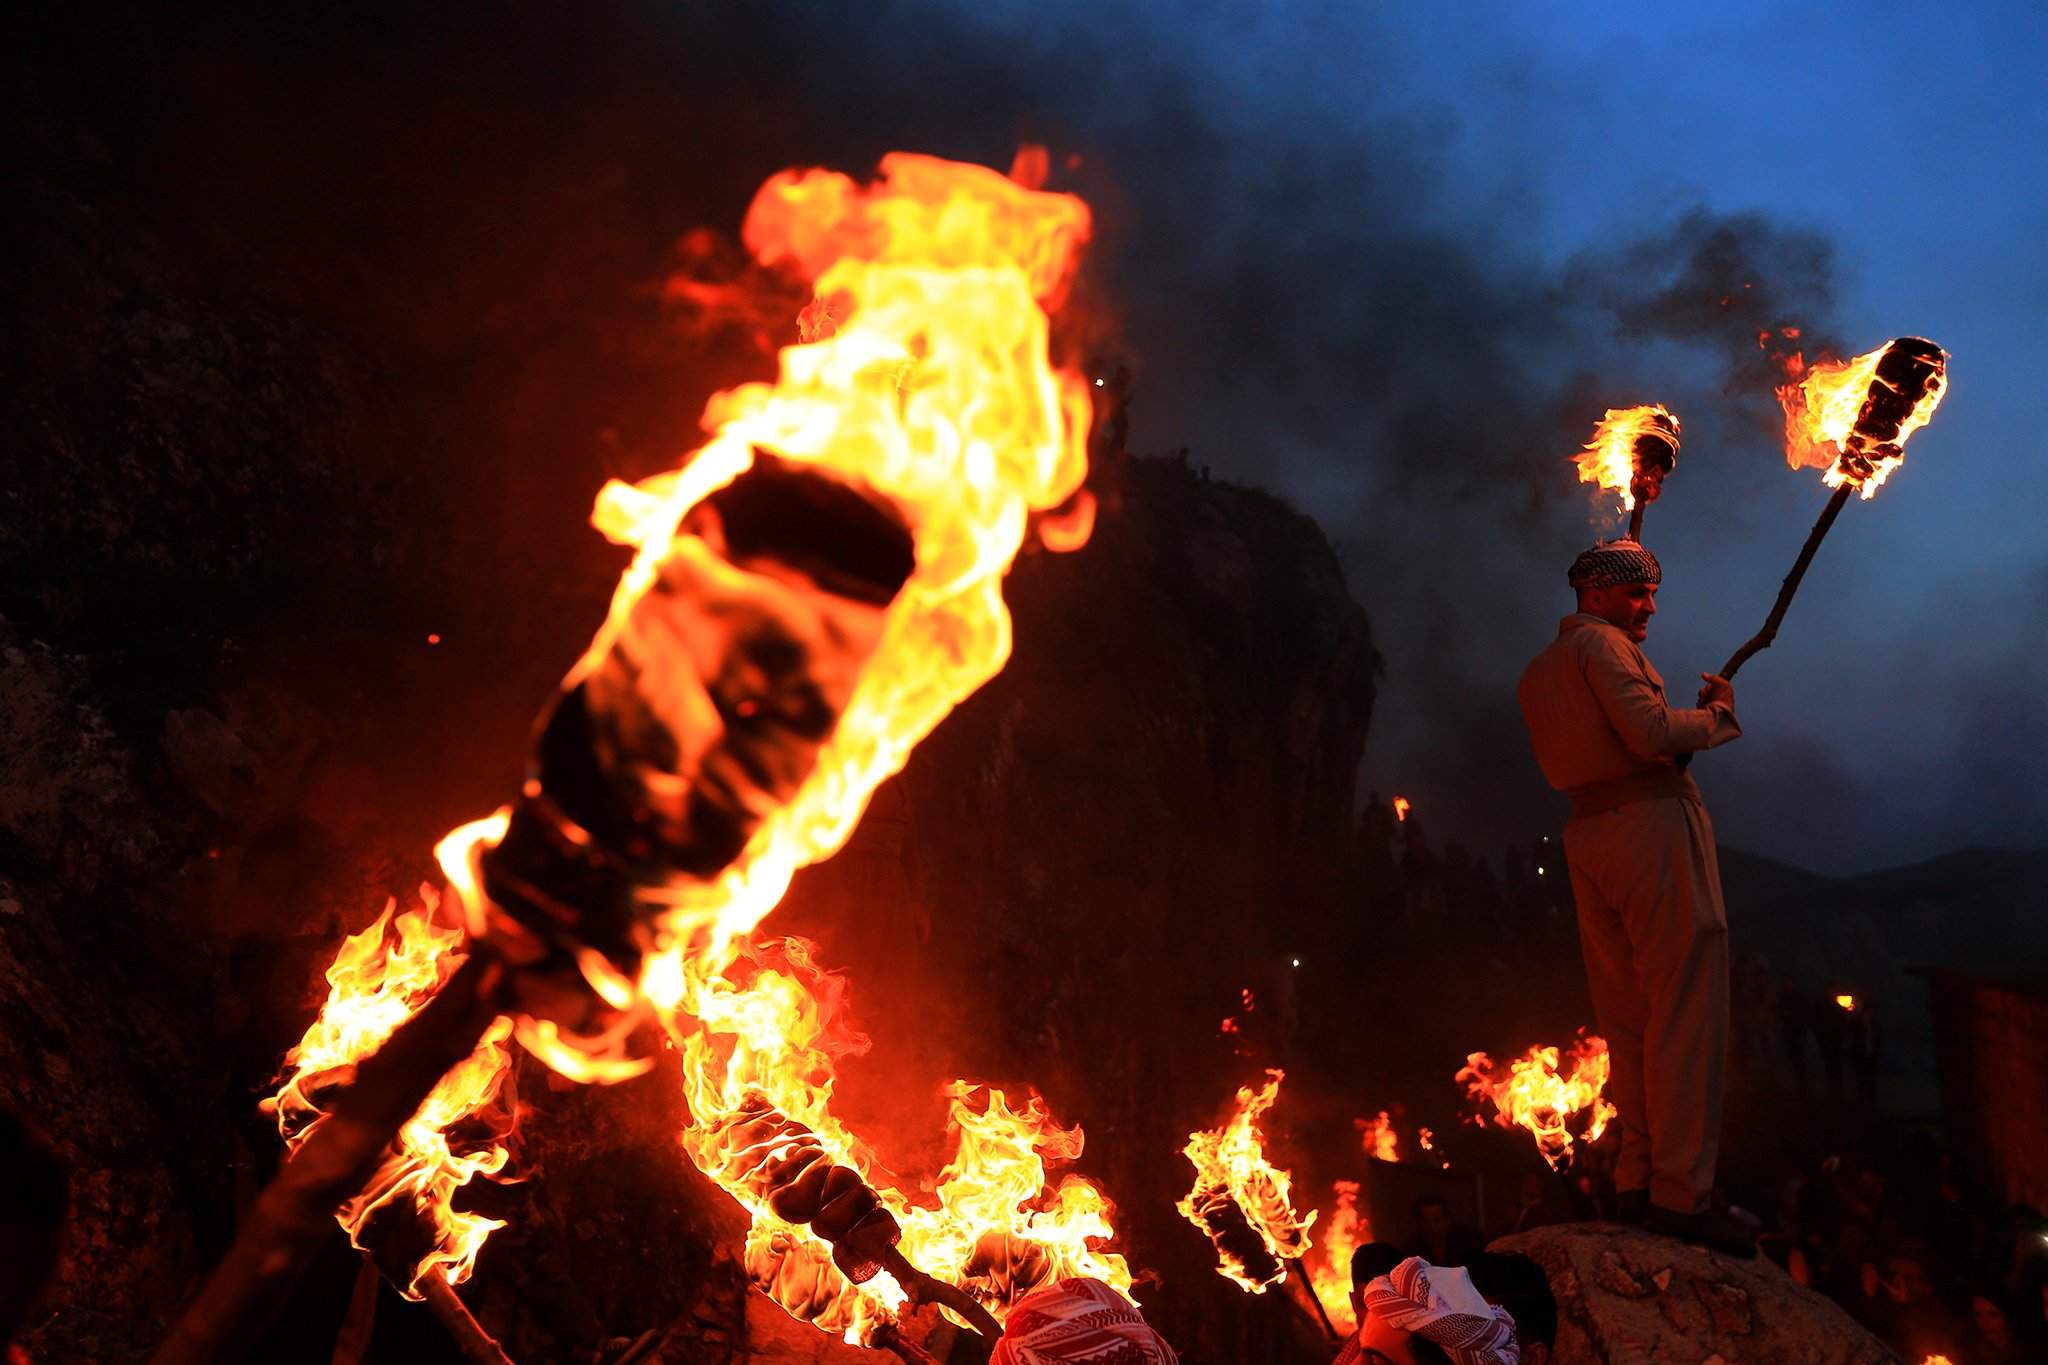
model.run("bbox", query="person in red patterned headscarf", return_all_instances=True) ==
[990,1277,1179,1365]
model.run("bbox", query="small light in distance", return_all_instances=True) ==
[427,633,442,645]
[1290,958,1300,968]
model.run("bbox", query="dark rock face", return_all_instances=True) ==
[1492,1223,1901,1365]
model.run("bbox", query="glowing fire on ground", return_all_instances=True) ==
[1305,1180,1367,1335]
[1179,1070,1315,1293]
[1392,796,1411,823]
[1572,405,1679,519]
[1778,338,1948,499]
[286,150,1122,1344]
[265,888,517,1294]
[1356,1112,1399,1164]
[1457,1033,1617,1170]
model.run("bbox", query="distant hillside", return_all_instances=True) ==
[1718,844,2048,1110]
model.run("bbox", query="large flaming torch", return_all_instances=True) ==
[1178,1071,1338,1338]
[1457,1034,1617,1172]
[1718,337,1949,680]
[157,151,1110,1363]
[1573,405,1681,541]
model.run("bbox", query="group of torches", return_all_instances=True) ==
[1576,333,1949,683]
[1177,1037,1619,1334]
[157,142,1954,1364]
[155,151,1121,1365]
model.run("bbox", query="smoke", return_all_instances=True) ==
[31,0,2028,868]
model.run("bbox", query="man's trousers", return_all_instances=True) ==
[1564,794,1730,1215]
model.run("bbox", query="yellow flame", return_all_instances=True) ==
[1392,796,1411,823]
[288,151,1119,1343]
[1306,1180,1366,1334]
[1179,1070,1315,1293]
[618,152,1113,1341]
[265,887,518,1294]
[1357,1112,1399,1164]
[1835,993,1857,1012]
[1457,1033,1617,1171]
[1573,405,1678,517]
[1779,340,1948,499]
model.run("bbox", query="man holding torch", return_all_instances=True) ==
[1515,539,1754,1257]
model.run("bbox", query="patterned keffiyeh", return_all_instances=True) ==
[1361,1257,1520,1365]
[990,1277,1180,1365]
[1566,538,1661,589]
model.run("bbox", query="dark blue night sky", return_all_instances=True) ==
[904,0,2048,871]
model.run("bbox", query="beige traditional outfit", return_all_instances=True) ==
[1517,547,1741,1215]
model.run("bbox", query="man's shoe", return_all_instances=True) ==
[1644,1205,1758,1258]
[1616,1189,1650,1226]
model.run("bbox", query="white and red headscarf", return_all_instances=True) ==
[1361,1257,1520,1365]
[990,1277,1179,1365]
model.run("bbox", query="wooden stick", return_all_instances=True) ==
[1627,501,1646,543]
[151,952,507,1365]
[418,1273,517,1365]
[1719,483,1854,680]
[1286,1263,1341,1340]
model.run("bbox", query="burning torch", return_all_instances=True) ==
[1718,337,1949,680]
[1178,1071,1339,1339]
[1574,405,1681,542]
[158,151,1102,1364]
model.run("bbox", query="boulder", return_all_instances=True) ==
[1490,1223,1901,1365]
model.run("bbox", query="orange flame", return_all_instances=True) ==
[606,152,1115,1342]
[351,150,1116,1345]
[1573,405,1679,519]
[1392,796,1411,823]
[1457,1033,1617,1170]
[1356,1112,1399,1164]
[1835,993,1857,1012]
[1305,1180,1367,1335]
[1779,339,1948,499]
[1179,1070,1315,1293]
[265,887,518,1294]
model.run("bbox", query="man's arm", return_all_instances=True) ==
[1580,635,1741,759]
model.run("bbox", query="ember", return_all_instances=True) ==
[1458,1033,1617,1170]
[1178,1071,1314,1293]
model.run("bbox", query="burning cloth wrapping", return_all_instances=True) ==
[988,1278,1179,1365]
[1518,599,1738,1215]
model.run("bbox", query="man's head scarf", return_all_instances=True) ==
[1567,538,1661,590]
[1362,1257,1521,1365]
[990,1278,1179,1365]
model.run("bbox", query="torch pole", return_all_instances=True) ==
[1627,502,1646,543]
[152,951,508,1365]
[418,1272,518,1365]
[1719,483,1855,680]
[1286,1263,1342,1340]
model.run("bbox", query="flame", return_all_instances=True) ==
[1922,1356,1955,1365]
[1305,1180,1366,1335]
[282,151,1117,1344]
[1417,1127,1434,1151]
[1179,1070,1315,1293]
[265,887,518,1294]
[1779,339,1948,499]
[1392,796,1411,823]
[1573,405,1679,518]
[1835,993,1857,1012]
[1356,1112,1399,1164]
[1457,1033,1617,1170]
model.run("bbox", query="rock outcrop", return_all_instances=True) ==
[1491,1223,1901,1365]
